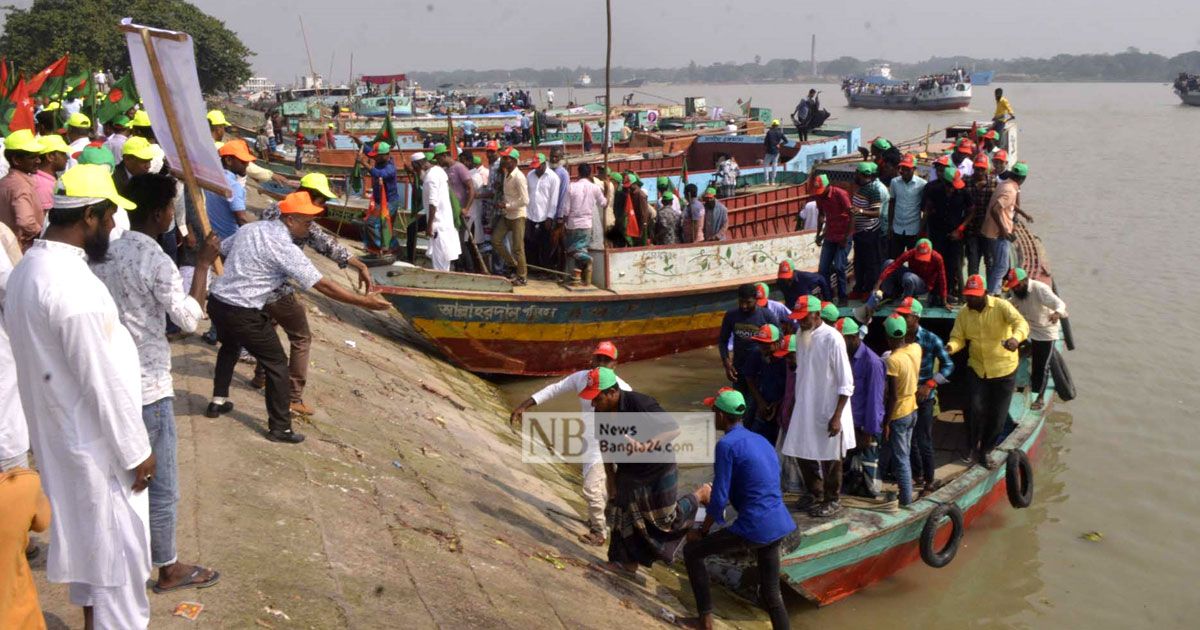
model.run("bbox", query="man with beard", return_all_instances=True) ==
[780,296,855,517]
[5,165,155,629]
[700,187,728,241]
[1004,268,1067,410]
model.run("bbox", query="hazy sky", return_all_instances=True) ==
[7,0,1200,83]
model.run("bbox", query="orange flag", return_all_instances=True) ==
[25,54,68,95]
[8,79,35,132]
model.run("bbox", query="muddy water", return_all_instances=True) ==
[499,83,1199,628]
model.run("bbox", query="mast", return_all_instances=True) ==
[603,0,611,172]
[298,15,319,99]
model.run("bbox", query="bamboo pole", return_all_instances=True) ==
[133,26,222,274]
[602,0,611,174]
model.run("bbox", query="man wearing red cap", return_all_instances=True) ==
[946,274,1029,465]
[811,174,853,306]
[205,192,390,444]
[952,139,975,179]
[775,259,831,311]
[923,165,973,301]
[509,341,631,545]
[780,295,855,517]
[886,154,926,258]
[744,324,788,444]
[868,237,947,310]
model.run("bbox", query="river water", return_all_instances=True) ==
[498,82,1199,628]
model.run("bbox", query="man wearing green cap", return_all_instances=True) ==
[653,187,682,245]
[700,186,728,241]
[850,161,889,298]
[442,147,477,272]
[868,137,902,187]
[980,162,1027,294]
[0,130,44,252]
[362,142,401,254]
[880,314,920,506]
[612,172,652,247]
[838,316,886,498]
[425,144,462,271]
[684,387,794,630]
[923,163,973,300]
[895,297,954,494]
[1004,267,1067,410]
[491,148,529,284]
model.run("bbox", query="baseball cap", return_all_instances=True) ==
[473,155,482,166]
[771,119,780,126]
[217,139,255,163]
[432,143,449,156]
[956,138,975,153]
[278,190,324,216]
[206,110,231,126]
[593,340,619,360]
[993,149,1008,162]
[130,110,152,128]
[789,294,822,320]
[504,148,520,160]
[656,176,669,187]
[3,129,41,153]
[872,137,892,150]
[485,140,499,150]
[609,171,623,184]
[883,313,907,338]
[625,172,640,185]
[375,141,392,154]
[702,186,717,199]
[66,112,91,129]
[78,144,115,171]
[57,163,136,209]
[934,155,951,167]
[530,152,545,168]
[121,136,156,161]
[973,154,990,169]
[820,301,840,323]
[750,323,781,344]
[856,161,878,176]
[1011,162,1029,177]
[777,259,795,280]
[963,274,987,297]
[327,123,335,129]
[37,135,70,155]
[894,296,924,316]
[754,282,770,307]
[942,167,965,190]
[704,387,747,416]
[898,153,915,168]
[913,237,934,261]
[811,173,829,195]
[578,367,618,400]
[772,334,796,357]
[299,173,336,199]
[112,114,131,128]
[1003,267,1028,291]
[835,317,860,336]
[661,190,674,201]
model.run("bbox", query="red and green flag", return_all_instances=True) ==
[27,54,68,96]
[6,78,36,132]
[372,109,396,145]
[531,110,542,148]
[97,74,138,124]
[681,155,689,184]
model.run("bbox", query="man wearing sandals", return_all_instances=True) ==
[508,341,631,545]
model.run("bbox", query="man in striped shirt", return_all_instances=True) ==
[850,161,888,298]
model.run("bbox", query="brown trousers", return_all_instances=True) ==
[799,458,843,504]
[253,292,311,403]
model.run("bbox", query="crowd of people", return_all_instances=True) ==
[842,68,969,96]
[1174,72,1200,94]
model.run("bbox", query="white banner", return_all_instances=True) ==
[121,19,229,197]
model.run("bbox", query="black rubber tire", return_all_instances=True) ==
[1048,349,1076,402]
[920,503,964,568]
[1006,450,1034,508]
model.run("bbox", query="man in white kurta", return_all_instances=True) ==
[423,145,462,271]
[508,341,631,545]
[5,170,154,629]
[0,233,28,472]
[781,295,855,517]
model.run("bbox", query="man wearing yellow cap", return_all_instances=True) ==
[65,112,93,163]
[5,164,156,629]
[0,130,45,251]
[205,191,390,443]
[34,135,70,212]
[250,174,371,416]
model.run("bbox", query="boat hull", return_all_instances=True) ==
[844,93,972,110]
[1177,90,1200,106]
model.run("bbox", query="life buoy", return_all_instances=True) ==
[920,503,964,568]
[1006,450,1034,508]
[1049,349,1076,402]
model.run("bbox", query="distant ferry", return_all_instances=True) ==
[843,64,972,111]
[575,73,592,87]
[1174,73,1200,106]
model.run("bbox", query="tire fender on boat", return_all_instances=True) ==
[1049,348,1077,402]
[920,503,964,568]
[1005,450,1034,508]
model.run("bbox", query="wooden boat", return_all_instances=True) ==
[1176,89,1200,106]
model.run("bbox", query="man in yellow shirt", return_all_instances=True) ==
[881,314,920,506]
[945,274,1029,466]
[992,88,1015,135]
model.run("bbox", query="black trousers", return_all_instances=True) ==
[799,458,842,504]
[930,232,963,297]
[684,529,789,630]
[966,369,1016,456]
[405,214,428,263]
[1030,340,1054,396]
[889,233,918,259]
[208,296,291,433]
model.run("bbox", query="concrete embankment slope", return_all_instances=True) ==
[30,244,767,628]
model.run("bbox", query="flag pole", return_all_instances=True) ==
[602,0,611,175]
[129,25,222,274]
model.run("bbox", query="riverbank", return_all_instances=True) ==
[27,196,772,629]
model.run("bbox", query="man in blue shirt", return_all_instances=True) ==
[365,141,401,253]
[718,284,782,398]
[776,259,832,308]
[887,154,926,258]
[684,388,794,630]
[744,324,788,444]
[204,139,254,240]
[896,297,953,495]
[762,120,787,185]
[839,317,886,498]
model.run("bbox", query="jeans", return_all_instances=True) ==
[930,232,963,297]
[881,412,916,505]
[910,396,937,484]
[966,369,1016,457]
[765,152,780,183]
[852,229,883,294]
[854,429,880,493]
[491,216,527,279]
[985,237,1010,295]
[819,239,851,300]
[684,529,790,630]
[254,293,312,403]
[143,397,179,567]
[293,148,303,171]
[1030,340,1054,396]
[364,199,403,252]
[208,296,292,434]
[867,258,927,309]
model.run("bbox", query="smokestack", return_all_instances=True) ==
[811,34,817,77]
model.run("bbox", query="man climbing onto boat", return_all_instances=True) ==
[867,238,948,311]
[879,314,920,506]
[509,342,631,546]
[791,88,817,141]
[780,296,855,517]
[945,274,1029,466]
[681,387,794,630]
[1004,268,1067,411]
[776,259,832,310]
[895,297,954,496]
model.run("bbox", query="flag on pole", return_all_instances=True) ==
[445,112,458,159]
[7,79,35,132]
[0,59,8,98]
[97,74,138,124]
[531,110,542,148]
[372,109,396,145]
[27,54,69,96]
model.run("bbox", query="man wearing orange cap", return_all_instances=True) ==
[886,153,926,258]
[719,284,783,397]
[205,191,389,444]
[923,164,973,301]
[945,274,1028,466]
[952,138,975,179]
[509,341,632,545]
[745,324,788,443]
[869,237,947,309]
[205,139,256,241]
[775,259,831,311]
[991,149,1008,180]
[811,174,853,306]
